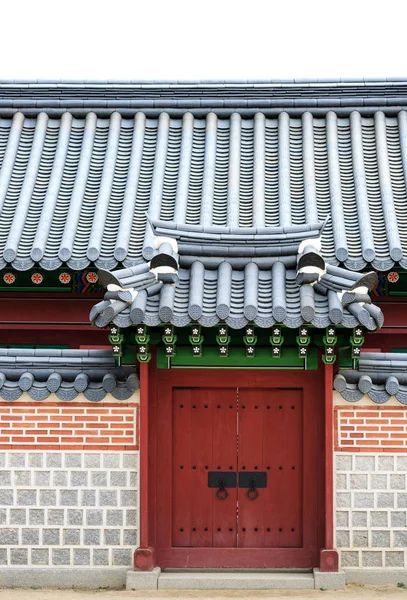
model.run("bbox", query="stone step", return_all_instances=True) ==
[158,571,315,590]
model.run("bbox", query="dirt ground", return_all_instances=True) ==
[0,585,406,600]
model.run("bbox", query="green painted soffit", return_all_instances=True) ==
[155,345,319,370]
[119,326,361,370]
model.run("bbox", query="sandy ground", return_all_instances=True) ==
[0,585,406,600]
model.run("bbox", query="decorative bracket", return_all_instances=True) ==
[269,325,284,358]
[135,325,151,363]
[216,324,230,357]
[296,326,310,358]
[108,325,123,365]
[189,324,203,357]
[350,326,364,367]
[162,325,177,358]
[243,325,257,358]
[322,326,337,364]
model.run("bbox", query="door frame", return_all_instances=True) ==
[136,355,329,570]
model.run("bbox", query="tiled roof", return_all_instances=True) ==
[0,349,139,401]
[1,79,407,117]
[90,222,383,330]
[335,353,407,404]
[1,110,407,272]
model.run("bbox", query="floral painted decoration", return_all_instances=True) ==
[3,272,15,284]
[59,272,71,284]
[387,272,399,284]
[31,273,43,285]
[86,272,98,284]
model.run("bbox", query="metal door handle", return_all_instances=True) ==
[247,478,259,500]
[216,478,228,500]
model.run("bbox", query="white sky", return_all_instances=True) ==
[1,0,406,81]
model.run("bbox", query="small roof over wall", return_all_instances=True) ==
[335,353,407,404]
[0,349,139,401]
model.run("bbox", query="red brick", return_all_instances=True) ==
[358,426,379,432]
[382,440,404,445]
[358,439,380,445]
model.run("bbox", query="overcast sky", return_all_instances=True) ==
[1,0,405,81]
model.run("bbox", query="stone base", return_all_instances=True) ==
[0,567,128,589]
[319,548,339,571]
[313,568,346,590]
[133,546,155,570]
[126,567,161,590]
[158,572,315,590]
[344,568,407,585]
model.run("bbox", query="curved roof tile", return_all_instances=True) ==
[335,353,407,405]
[91,227,382,330]
[0,111,407,272]
[0,349,139,402]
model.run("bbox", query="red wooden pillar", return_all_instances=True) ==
[133,360,155,570]
[319,362,339,571]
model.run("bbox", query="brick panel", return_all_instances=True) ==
[0,404,138,451]
[335,407,407,452]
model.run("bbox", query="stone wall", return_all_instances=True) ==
[335,453,407,569]
[0,450,139,568]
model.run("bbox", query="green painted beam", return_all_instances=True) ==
[156,345,318,369]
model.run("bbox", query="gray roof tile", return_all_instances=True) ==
[0,349,138,402]
[91,225,382,330]
[1,110,407,272]
[335,353,407,405]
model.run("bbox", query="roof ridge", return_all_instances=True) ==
[1,78,407,86]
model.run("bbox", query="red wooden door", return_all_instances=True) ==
[172,388,238,548]
[237,389,303,549]
[155,370,321,568]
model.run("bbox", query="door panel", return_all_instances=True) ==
[172,388,237,548]
[155,368,322,568]
[237,389,303,548]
